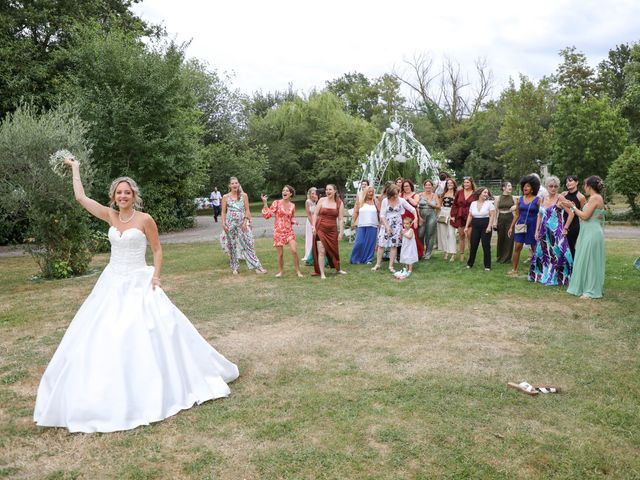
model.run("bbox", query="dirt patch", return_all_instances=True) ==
[216,302,530,381]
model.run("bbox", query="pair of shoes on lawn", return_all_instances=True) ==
[508,381,560,396]
[394,268,411,279]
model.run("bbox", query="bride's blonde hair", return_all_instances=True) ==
[109,177,143,210]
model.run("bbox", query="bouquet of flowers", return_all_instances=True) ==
[49,149,75,177]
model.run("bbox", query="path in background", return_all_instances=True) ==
[0,215,637,257]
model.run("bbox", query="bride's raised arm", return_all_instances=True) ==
[64,156,111,223]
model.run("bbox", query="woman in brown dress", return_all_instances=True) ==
[450,176,476,263]
[495,181,517,263]
[311,184,346,279]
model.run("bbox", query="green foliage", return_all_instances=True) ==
[608,145,640,218]
[205,142,269,199]
[0,105,93,277]
[0,0,150,118]
[249,92,379,192]
[463,102,505,180]
[496,75,553,179]
[597,44,632,103]
[551,46,597,96]
[59,27,207,231]
[620,43,640,142]
[551,90,628,180]
[325,72,404,122]
[88,229,111,254]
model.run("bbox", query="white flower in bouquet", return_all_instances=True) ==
[49,149,76,177]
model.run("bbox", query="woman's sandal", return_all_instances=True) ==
[507,381,538,396]
[532,384,560,394]
[389,267,396,273]
[371,264,381,272]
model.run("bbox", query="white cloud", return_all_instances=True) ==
[133,0,640,96]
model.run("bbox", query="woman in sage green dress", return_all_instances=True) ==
[563,176,606,299]
[418,179,438,260]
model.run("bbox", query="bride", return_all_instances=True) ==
[33,156,239,433]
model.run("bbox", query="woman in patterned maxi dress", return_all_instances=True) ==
[220,177,266,275]
[371,184,418,274]
[262,185,303,277]
[529,176,574,286]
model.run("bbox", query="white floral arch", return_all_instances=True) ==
[349,115,440,192]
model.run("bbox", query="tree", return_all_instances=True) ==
[205,143,268,199]
[0,0,150,118]
[245,86,300,119]
[393,52,493,126]
[620,43,640,142]
[550,46,597,96]
[0,105,94,277]
[496,75,553,179]
[551,89,628,180]
[325,72,405,122]
[59,27,207,231]
[597,44,632,103]
[607,145,640,218]
[464,101,505,180]
[248,92,379,192]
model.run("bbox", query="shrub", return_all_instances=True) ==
[608,145,640,219]
[0,105,94,278]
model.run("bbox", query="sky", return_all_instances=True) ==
[132,0,640,99]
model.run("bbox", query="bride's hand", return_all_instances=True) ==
[152,277,161,290]
[63,155,78,167]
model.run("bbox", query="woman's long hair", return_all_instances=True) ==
[228,176,244,196]
[109,177,143,210]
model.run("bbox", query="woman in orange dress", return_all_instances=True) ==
[261,185,303,278]
[311,184,346,279]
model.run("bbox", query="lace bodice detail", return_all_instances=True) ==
[108,226,148,273]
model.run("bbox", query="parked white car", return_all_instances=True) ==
[194,197,212,209]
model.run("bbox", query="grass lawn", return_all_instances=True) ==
[1,238,639,479]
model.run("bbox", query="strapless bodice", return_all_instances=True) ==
[107,227,148,274]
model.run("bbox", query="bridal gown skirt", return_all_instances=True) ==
[33,227,239,433]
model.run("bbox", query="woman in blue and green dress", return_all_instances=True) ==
[529,176,574,286]
[562,176,606,299]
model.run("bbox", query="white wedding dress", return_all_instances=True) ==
[33,226,239,433]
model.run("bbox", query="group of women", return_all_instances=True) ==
[219,174,606,299]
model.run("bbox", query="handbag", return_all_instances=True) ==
[437,214,448,224]
[514,196,533,235]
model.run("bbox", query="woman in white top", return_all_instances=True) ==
[303,187,318,265]
[464,187,496,270]
[371,184,418,273]
[350,186,379,264]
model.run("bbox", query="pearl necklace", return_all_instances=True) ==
[119,210,136,223]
